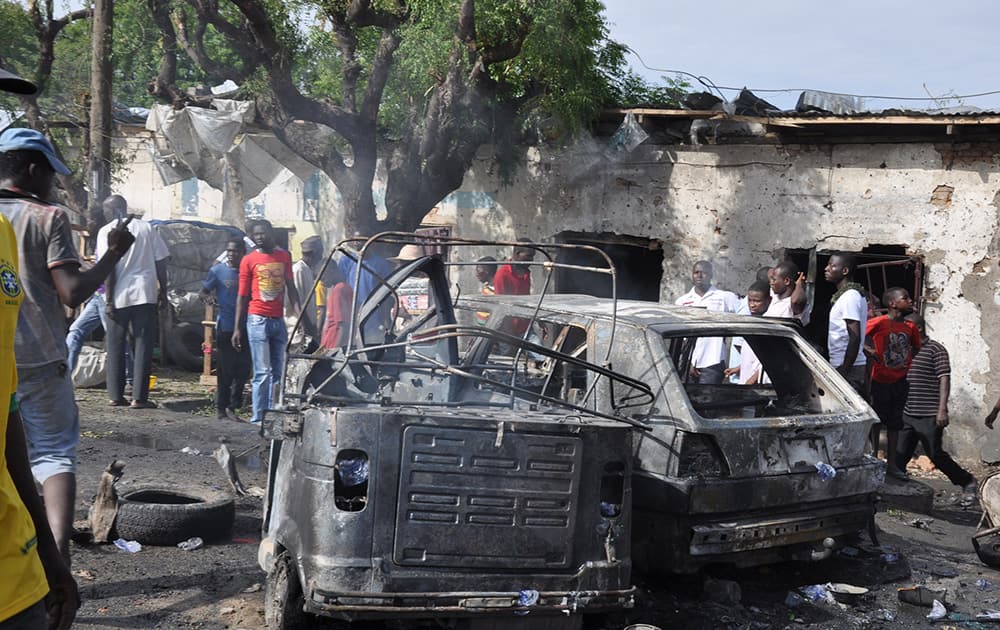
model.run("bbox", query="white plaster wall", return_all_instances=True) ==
[451,140,1000,463]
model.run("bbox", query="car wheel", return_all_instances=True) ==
[265,551,314,629]
[165,321,207,372]
[114,484,235,545]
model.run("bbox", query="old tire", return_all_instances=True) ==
[265,551,314,630]
[165,322,206,372]
[114,484,235,546]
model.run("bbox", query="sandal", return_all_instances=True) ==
[130,400,157,409]
[109,399,128,406]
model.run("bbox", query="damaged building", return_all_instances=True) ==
[121,89,1000,463]
[437,92,1000,464]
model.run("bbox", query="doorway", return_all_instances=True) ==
[553,232,664,302]
[784,245,924,355]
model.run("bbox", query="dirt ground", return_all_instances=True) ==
[66,368,1000,630]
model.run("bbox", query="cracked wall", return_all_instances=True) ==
[445,139,1000,462]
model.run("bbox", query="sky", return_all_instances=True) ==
[602,0,1000,112]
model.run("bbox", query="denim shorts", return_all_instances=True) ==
[18,361,79,481]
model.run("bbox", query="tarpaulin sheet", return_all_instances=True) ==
[146,100,316,198]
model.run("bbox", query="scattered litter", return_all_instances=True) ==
[873,609,896,621]
[927,599,947,620]
[899,585,947,606]
[827,583,868,605]
[979,578,994,591]
[881,552,899,563]
[515,589,539,616]
[180,446,201,456]
[839,546,860,557]
[113,538,141,553]
[908,518,933,529]
[978,610,1000,621]
[177,536,203,551]
[814,462,837,481]
[220,607,235,615]
[72,569,95,581]
[928,566,960,578]
[243,583,262,593]
[800,584,834,604]
[784,591,805,608]
[245,485,266,497]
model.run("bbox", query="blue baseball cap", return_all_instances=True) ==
[0,128,71,175]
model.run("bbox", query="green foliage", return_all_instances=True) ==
[289,0,682,142]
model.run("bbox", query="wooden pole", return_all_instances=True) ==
[87,0,113,230]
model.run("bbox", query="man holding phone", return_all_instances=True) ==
[0,127,135,574]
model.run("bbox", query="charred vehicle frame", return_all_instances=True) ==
[259,234,651,628]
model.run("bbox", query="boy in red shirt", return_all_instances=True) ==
[864,287,921,480]
[494,244,534,337]
[233,220,302,424]
[493,244,534,296]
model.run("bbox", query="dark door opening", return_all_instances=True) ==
[784,245,924,356]
[553,232,664,302]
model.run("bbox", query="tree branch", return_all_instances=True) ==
[147,0,188,106]
[360,29,401,121]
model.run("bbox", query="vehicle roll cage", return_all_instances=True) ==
[283,232,650,428]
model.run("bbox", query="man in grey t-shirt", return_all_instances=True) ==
[0,127,134,560]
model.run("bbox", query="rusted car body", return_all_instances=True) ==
[460,296,884,574]
[259,236,648,628]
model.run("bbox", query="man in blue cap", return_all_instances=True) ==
[0,127,134,580]
[0,69,85,630]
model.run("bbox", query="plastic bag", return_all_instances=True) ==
[609,113,649,153]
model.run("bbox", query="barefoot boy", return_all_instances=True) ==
[865,287,921,479]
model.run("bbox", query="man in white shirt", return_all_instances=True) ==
[284,235,321,349]
[675,260,741,383]
[96,195,170,409]
[824,252,868,394]
[764,260,811,324]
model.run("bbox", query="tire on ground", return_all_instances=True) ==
[166,321,207,372]
[114,484,235,546]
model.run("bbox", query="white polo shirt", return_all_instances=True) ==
[675,286,741,368]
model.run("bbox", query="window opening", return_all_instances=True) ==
[554,232,663,302]
[666,332,853,419]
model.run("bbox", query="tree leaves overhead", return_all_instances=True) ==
[1,0,685,231]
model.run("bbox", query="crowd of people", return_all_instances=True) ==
[673,253,978,493]
[0,60,992,624]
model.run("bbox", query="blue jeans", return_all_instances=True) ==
[247,314,287,423]
[66,294,132,382]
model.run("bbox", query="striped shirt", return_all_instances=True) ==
[903,339,950,417]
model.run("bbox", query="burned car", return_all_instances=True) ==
[259,236,650,628]
[459,296,884,574]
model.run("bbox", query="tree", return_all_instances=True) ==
[0,0,92,212]
[146,0,666,236]
[0,0,220,225]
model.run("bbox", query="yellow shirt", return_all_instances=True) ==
[0,213,47,622]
